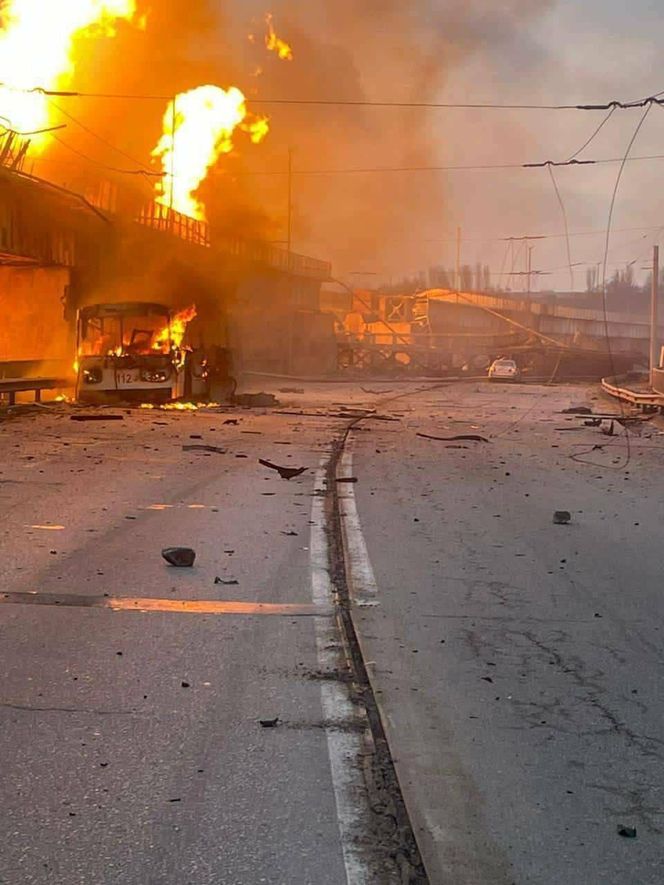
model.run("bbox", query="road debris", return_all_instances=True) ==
[361,387,394,395]
[276,409,397,422]
[561,406,593,415]
[259,717,280,728]
[223,419,239,425]
[417,432,490,443]
[259,458,307,480]
[70,414,124,422]
[214,577,239,585]
[162,547,196,567]
[617,825,637,838]
[336,477,358,484]
[553,511,572,524]
[182,444,226,454]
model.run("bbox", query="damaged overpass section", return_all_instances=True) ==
[332,287,656,379]
[0,162,333,403]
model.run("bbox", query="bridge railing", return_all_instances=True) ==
[136,202,211,247]
[135,201,331,280]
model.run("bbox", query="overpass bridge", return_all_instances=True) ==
[415,290,662,358]
[0,163,332,379]
[339,288,661,377]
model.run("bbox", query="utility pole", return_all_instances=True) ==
[455,226,461,292]
[650,244,659,386]
[286,147,294,375]
[526,245,533,296]
[169,95,176,232]
[287,147,293,265]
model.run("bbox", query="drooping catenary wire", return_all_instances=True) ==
[47,98,157,175]
[573,103,654,469]
[568,106,617,160]
[547,164,575,291]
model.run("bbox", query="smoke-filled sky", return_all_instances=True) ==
[28,0,664,291]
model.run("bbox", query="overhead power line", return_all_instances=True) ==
[48,99,156,174]
[578,102,655,471]
[546,164,575,291]
[236,152,664,177]
[568,106,617,160]
[49,132,161,177]
[1,83,664,112]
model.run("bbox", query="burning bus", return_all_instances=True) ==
[75,302,196,403]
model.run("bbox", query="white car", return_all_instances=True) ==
[488,358,520,382]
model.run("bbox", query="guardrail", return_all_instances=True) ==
[0,377,68,406]
[601,374,664,410]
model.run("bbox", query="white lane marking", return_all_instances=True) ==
[338,444,379,608]
[311,458,372,885]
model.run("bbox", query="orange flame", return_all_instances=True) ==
[0,1,138,148]
[152,86,269,220]
[153,305,197,351]
[265,13,293,61]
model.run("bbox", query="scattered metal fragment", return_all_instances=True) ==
[276,409,397,422]
[617,825,637,838]
[417,432,490,443]
[259,458,307,480]
[281,530,298,536]
[223,419,239,425]
[214,577,239,585]
[162,547,196,567]
[553,511,572,525]
[259,717,280,728]
[70,414,124,422]
[182,444,226,454]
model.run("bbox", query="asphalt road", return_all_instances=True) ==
[1,380,662,885]
[0,391,397,885]
[345,380,664,884]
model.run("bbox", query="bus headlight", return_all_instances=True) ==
[140,368,171,383]
[82,367,103,384]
